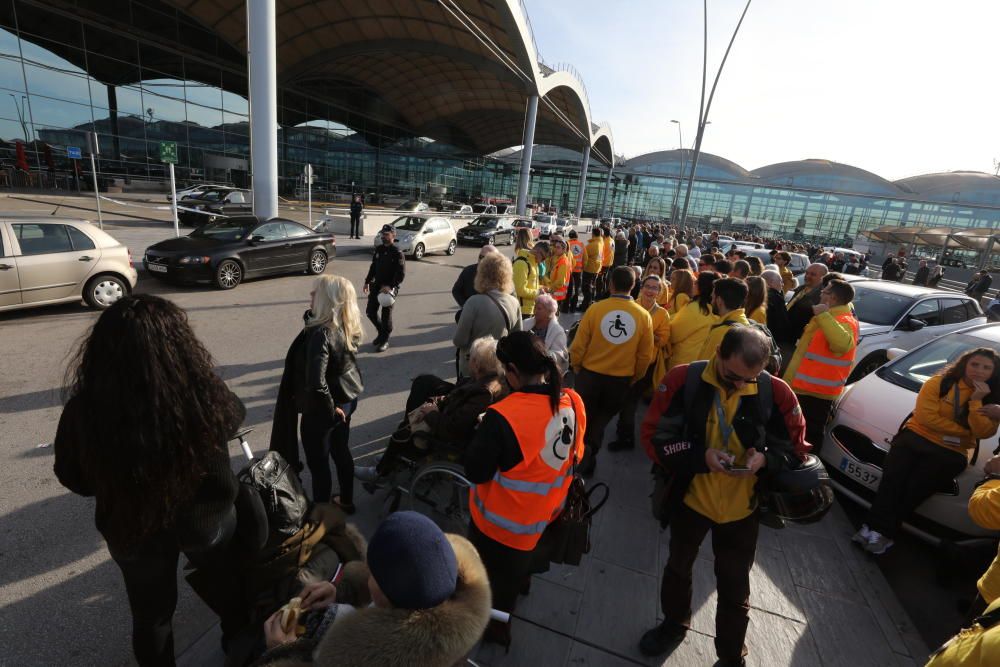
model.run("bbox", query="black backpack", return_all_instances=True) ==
[711,319,782,375]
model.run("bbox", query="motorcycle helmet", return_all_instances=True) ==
[377,291,396,308]
[762,454,834,524]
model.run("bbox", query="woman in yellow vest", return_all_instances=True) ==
[855,348,1000,555]
[667,271,719,370]
[464,331,586,646]
[745,275,767,325]
[666,268,695,318]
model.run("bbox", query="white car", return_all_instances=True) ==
[847,281,986,382]
[822,322,1000,547]
[378,215,456,259]
[167,184,227,201]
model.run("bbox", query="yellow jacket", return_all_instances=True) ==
[905,375,1000,451]
[970,479,1000,604]
[647,302,671,351]
[512,249,540,316]
[656,284,671,307]
[782,304,857,399]
[569,295,654,382]
[601,237,614,268]
[684,357,759,524]
[749,305,767,325]
[584,238,604,273]
[668,301,717,370]
[779,265,796,293]
[667,292,691,318]
[698,308,750,362]
[926,595,1000,667]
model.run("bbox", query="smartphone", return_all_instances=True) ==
[722,461,751,473]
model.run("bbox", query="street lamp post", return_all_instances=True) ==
[679,0,753,229]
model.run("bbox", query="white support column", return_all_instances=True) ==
[516,94,539,216]
[600,168,612,217]
[248,0,278,220]
[573,145,591,219]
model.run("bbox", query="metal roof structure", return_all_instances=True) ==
[8,0,614,164]
[750,159,904,195]
[861,225,1000,253]
[621,149,751,179]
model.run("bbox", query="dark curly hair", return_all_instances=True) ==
[64,294,243,548]
[940,347,1000,408]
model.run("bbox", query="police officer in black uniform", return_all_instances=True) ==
[364,224,406,352]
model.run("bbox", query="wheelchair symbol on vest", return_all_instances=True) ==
[599,309,636,345]
[541,406,576,471]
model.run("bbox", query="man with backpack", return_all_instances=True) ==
[512,241,550,319]
[782,278,858,455]
[638,327,808,665]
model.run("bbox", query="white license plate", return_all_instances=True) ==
[148,264,168,273]
[839,455,880,488]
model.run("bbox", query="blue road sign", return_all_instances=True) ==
[67,146,82,159]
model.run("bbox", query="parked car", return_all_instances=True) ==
[457,216,516,246]
[536,214,573,239]
[845,281,986,382]
[748,248,809,276]
[471,203,497,216]
[379,215,456,259]
[821,322,1000,547]
[144,216,334,290]
[0,216,137,312]
[496,205,517,216]
[443,203,473,216]
[178,189,252,227]
[396,201,430,213]
[512,218,541,240]
[168,183,228,202]
[178,186,237,204]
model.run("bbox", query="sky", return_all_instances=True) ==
[523,0,1000,181]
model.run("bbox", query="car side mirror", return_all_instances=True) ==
[249,235,264,244]
[886,347,907,361]
[903,316,926,331]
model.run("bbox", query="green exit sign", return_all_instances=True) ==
[159,141,178,164]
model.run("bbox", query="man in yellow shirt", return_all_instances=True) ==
[512,241,550,318]
[697,278,749,362]
[782,279,858,454]
[639,327,808,664]
[581,228,604,310]
[598,226,615,298]
[570,266,654,476]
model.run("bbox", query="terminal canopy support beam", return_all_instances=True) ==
[516,94,539,216]
[248,0,278,220]
[600,168,612,217]
[574,145,591,219]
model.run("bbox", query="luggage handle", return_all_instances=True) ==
[583,481,610,519]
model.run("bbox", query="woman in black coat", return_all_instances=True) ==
[55,294,258,666]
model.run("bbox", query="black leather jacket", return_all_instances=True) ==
[297,324,363,418]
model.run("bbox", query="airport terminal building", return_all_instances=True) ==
[2,0,1000,243]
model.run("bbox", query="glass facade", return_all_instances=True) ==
[0,0,998,241]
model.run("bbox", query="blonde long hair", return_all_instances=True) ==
[308,275,362,351]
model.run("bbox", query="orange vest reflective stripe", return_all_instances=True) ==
[469,390,586,551]
[550,255,571,300]
[568,239,585,272]
[791,313,859,397]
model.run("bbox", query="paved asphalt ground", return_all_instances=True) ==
[0,192,989,665]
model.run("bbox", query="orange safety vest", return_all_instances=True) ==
[549,255,571,300]
[469,390,586,551]
[568,239,585,272]
[791,312,859,397]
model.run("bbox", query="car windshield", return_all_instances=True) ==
[190,219,252,241]
[392,216,426,231]
[851,284,914,325]
[878,333,988,392]
[469,217,498,228]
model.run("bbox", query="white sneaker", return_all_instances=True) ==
[851,524,872,545]
[864,530,894,555]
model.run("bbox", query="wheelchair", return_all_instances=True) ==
[362,425,473,536]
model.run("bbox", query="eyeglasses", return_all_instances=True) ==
[718,358,759,385]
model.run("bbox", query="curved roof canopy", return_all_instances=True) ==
[7,0,613,163]
[893,171,1000,206]
[750,159,904,196]
[622,149,751,180]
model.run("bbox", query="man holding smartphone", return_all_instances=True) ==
[638,327,808,666]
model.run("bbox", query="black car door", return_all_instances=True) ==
[242,222,287,273]
[281,222,316,268]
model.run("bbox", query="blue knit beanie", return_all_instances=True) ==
[367,512,458,610]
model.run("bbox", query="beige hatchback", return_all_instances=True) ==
[0,216,138,312]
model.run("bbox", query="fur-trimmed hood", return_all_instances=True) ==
[313,533,491,666]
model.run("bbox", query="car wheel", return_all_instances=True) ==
[413,243,425,260]
[83,274,128,309]
[506,233,513,246]
[308,249,328,275]
[446,240,457,255]
[215,259,243,290]
[487,235,495,246]
[847,351,888,384]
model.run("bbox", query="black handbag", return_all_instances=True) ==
[539,467,609,566]
[238,451,310,542]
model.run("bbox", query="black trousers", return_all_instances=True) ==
[467,520,537,613]
[616,365,654,443]
[565,271,583,310]
[349,214,361,237]
[366,290,394,341]
[301,401,357,504]
[574,368,631,460]
[866,429,967,539]
[581,271,598,309]
[661,503,759,662]
[596,267,611,299]
[797,394,833,456]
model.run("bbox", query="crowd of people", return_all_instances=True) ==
[51,217,1000,667]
